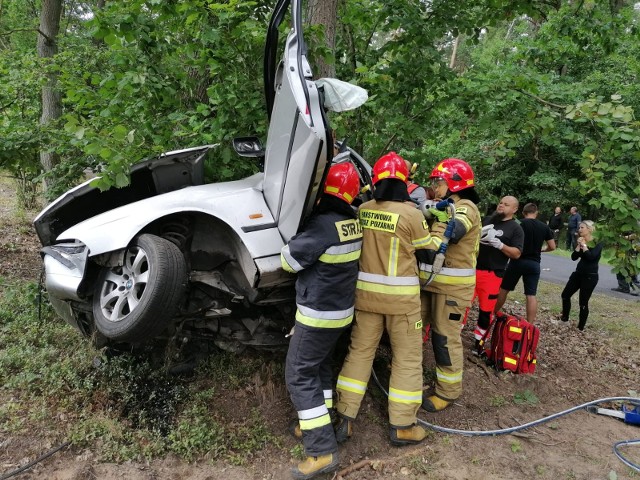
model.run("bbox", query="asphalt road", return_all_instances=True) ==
[539,252,640,302]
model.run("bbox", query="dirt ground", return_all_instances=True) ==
[1,177,639,480]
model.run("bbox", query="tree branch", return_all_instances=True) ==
[0,27,54,43]
[515,89,566,110]
[377,105,434,159]
[0,98,17,112]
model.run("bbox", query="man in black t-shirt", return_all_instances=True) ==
[470,196,524,350]
[548,206,563,243]
[493,203,556,324]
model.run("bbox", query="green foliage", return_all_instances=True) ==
[167,392,226,462]
[566,94,640,279]
[57,0,271,190]
[513,389,539,405]
[510,440,522,453]
[0,280,281,463]
[1,0,639,263]
[290,444,305,461]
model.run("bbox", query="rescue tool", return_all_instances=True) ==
[586,404,640,426]
[421,198,456,286]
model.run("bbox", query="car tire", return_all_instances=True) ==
[92,234,187,343]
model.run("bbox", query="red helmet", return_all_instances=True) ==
[324,162,360,204]
[372,152,409,185]
[430,158,475,192]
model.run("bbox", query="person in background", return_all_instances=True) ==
[612,269,640,296]
[281,162,362,480]
[418,158,481,412]
[493,203,556,324]
[469,196,524,352]
[404,159,428,205]
[566,206,581,250]
[560,220,602,331]
[335,152,433,448]
[548,206,563,244]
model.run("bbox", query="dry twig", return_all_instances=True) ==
[336,459,378,479]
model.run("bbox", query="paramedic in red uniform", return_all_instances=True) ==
[419,158,481,412]
[335,152,434,447]
[282,162,362,480]
[471,196,524,352]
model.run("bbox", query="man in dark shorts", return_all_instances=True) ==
[493,203,556,323]
[470,196,524,351]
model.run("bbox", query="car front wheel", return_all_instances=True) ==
[92,234,187,343]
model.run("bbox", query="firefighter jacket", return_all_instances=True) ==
[356,199,433,314]
[419,195,480,302]
[281,210,362,329]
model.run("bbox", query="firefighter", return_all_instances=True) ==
[419,158,481,412]
[282,161,363,480]
[335,152,434,446]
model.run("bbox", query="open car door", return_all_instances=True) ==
[262,0,332,243]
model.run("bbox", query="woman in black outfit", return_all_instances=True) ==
[561,220,602,331]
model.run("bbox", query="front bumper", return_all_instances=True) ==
[41,243,89,301]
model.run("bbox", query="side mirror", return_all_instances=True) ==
[233,136,265,158]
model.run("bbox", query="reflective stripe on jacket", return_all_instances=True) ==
[281,211,362,329]
[420,195,480,301]
[356,199,432,314]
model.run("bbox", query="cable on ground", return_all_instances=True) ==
[371,367,640,472]
[0,441,71,480]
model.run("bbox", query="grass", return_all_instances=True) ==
[2,275,638,465]
[0,281,282,464]
[505,280,640,340]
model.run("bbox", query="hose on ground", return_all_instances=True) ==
[371,367,640,472]
[0,441,71,480]
[614,439,640,472]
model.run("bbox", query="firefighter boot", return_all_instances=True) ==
[291,453,339,480]
[334,416,352,444]
[422,394,452,412]
[390,424,427,446]
[288,419,302,440]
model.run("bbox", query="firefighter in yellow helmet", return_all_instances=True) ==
[282,161,362,480]
[419,158,481,412]
[335,152,435,446]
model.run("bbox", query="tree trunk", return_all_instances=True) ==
[306,0,337,78]
[449,36,460,69]
[37,0,63,181]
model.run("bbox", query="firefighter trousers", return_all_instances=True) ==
[285,324,347,456]
[421,290,465,401]
[335,309,423,428]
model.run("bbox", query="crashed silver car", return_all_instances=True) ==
[34,0,372,352]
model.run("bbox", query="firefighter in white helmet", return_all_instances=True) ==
[419,158,481,412]
[335,152,434,446]
[282,161,362,480]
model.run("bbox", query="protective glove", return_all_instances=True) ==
[486,236,504,250]
[480,224,496,243]
[428,208,449,223]
[435,198,454,211]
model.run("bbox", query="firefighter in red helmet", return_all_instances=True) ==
[419,158,481,412]
[335,152,434,447]
[283,161,362,479]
